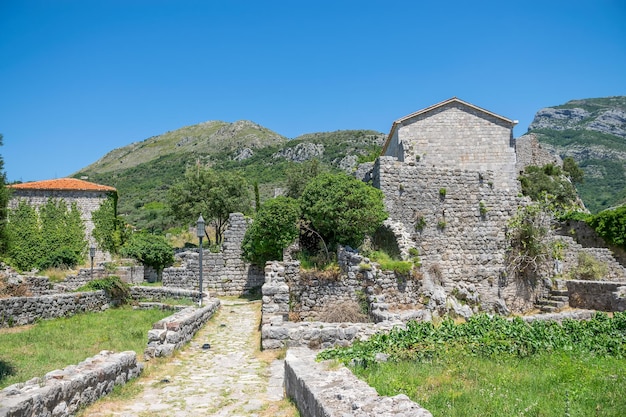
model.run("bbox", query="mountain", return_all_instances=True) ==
[74,120,385,231]
[525,96,626,213]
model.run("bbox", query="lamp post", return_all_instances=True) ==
[89,245,96,280]
[196,215,205,307]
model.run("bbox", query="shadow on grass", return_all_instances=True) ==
[0,359,16,385]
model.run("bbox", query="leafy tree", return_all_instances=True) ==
[167,168,251,244]
[0,134,8,254]
[92,193,129,254]
[519,164,579,210]
[120,233,174,279]
[6,199,86,271]
[242,196,301,265]
[7,201,41,271]
[284,159,322,199]
[300,172,387,249]
[563,157,584,184]
[38,199,86,269]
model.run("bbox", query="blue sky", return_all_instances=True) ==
[1,0,624,183]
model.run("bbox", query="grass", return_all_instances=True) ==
[352,349,626,416]
[0,306,171,388]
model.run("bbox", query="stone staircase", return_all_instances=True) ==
[535,280,569,313]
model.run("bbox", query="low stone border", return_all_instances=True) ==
[0,291,110,328]
[262,317,405,350]
[0,350,142,417]
[285,347,432,417]
[145,298,221,359]
[130,286,201,303]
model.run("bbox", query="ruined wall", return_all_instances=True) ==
[372,156,540,313]
[163,213,264,296]
[515,133,562,175]
[567,280,626,311]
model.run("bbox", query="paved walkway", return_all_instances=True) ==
[82,299,293,417]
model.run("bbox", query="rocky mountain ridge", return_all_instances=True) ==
[527,96,626,212]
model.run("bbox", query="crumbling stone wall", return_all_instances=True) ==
[515,133,562,175]
[163,213,264,296]
[0,291,110,328]
[567,280,626,311]
[145,299,220,359]
[373,157,535,313]
[0,351,142,417]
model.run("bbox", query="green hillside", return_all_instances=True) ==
[527,96,626,213]
[74,123,385,231]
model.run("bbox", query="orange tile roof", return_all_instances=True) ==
[9,178,116,192]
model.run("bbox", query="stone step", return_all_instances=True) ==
[549,295,569,303]
[540,305,557,313]
[550,289,569,297]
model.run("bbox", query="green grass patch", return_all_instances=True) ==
[319,312,626,416]
[367,250,414,275]
[353,350,626,416]
[0,306,171,388]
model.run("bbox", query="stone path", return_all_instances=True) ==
[82,299,294,417]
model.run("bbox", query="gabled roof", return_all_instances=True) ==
[9,178,116,192]
[381,97,517,155]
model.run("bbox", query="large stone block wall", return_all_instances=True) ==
[567,280,626,311]
[163,213,264,296]
[0,351,142,417]
[0,291,110,328]
[386,102,517,186]
[145,298,221,359]
[285,347,433,417]
[557,219,626,267]
[373,157,536,313]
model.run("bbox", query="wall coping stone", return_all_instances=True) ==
[285,347,432,417]
[0,350,142,417]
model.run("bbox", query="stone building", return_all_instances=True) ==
[382,97,519,189]
[374,98,532,313]
[8,178,116,261]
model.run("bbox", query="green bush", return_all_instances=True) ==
[242,196,301,265]
[77,276,131,303]
[120,233,174,278]
[300,172,387,249]
[569,252,608,280]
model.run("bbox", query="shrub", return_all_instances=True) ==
[242,196,301,265]
[77,276,131,304]
[300,172,387,249]
[569,252,608,280]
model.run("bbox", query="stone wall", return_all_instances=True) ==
[145,299,221,359]
[0,351,142,417]
[557,219,626,267]
[285,347,433,417]
[0,291,110,328]
[384,100,517,187]
[163,213,264,296]
[373,157,535,314]
[567,280,626,311]
[130,286,201,303]
[515,133,562,175]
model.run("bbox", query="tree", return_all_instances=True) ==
[167,168,251,245]
[6,198,86,271]
[300,172,388,249]
[519,164,579,211]
[92,193,128,254]
[0,134,8,254]
[284,159,322,199]
[563,156,584,184]
[242,196,301,265]
[38,199,86,269]
[120,233,174,279]
[7,201,41,271]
